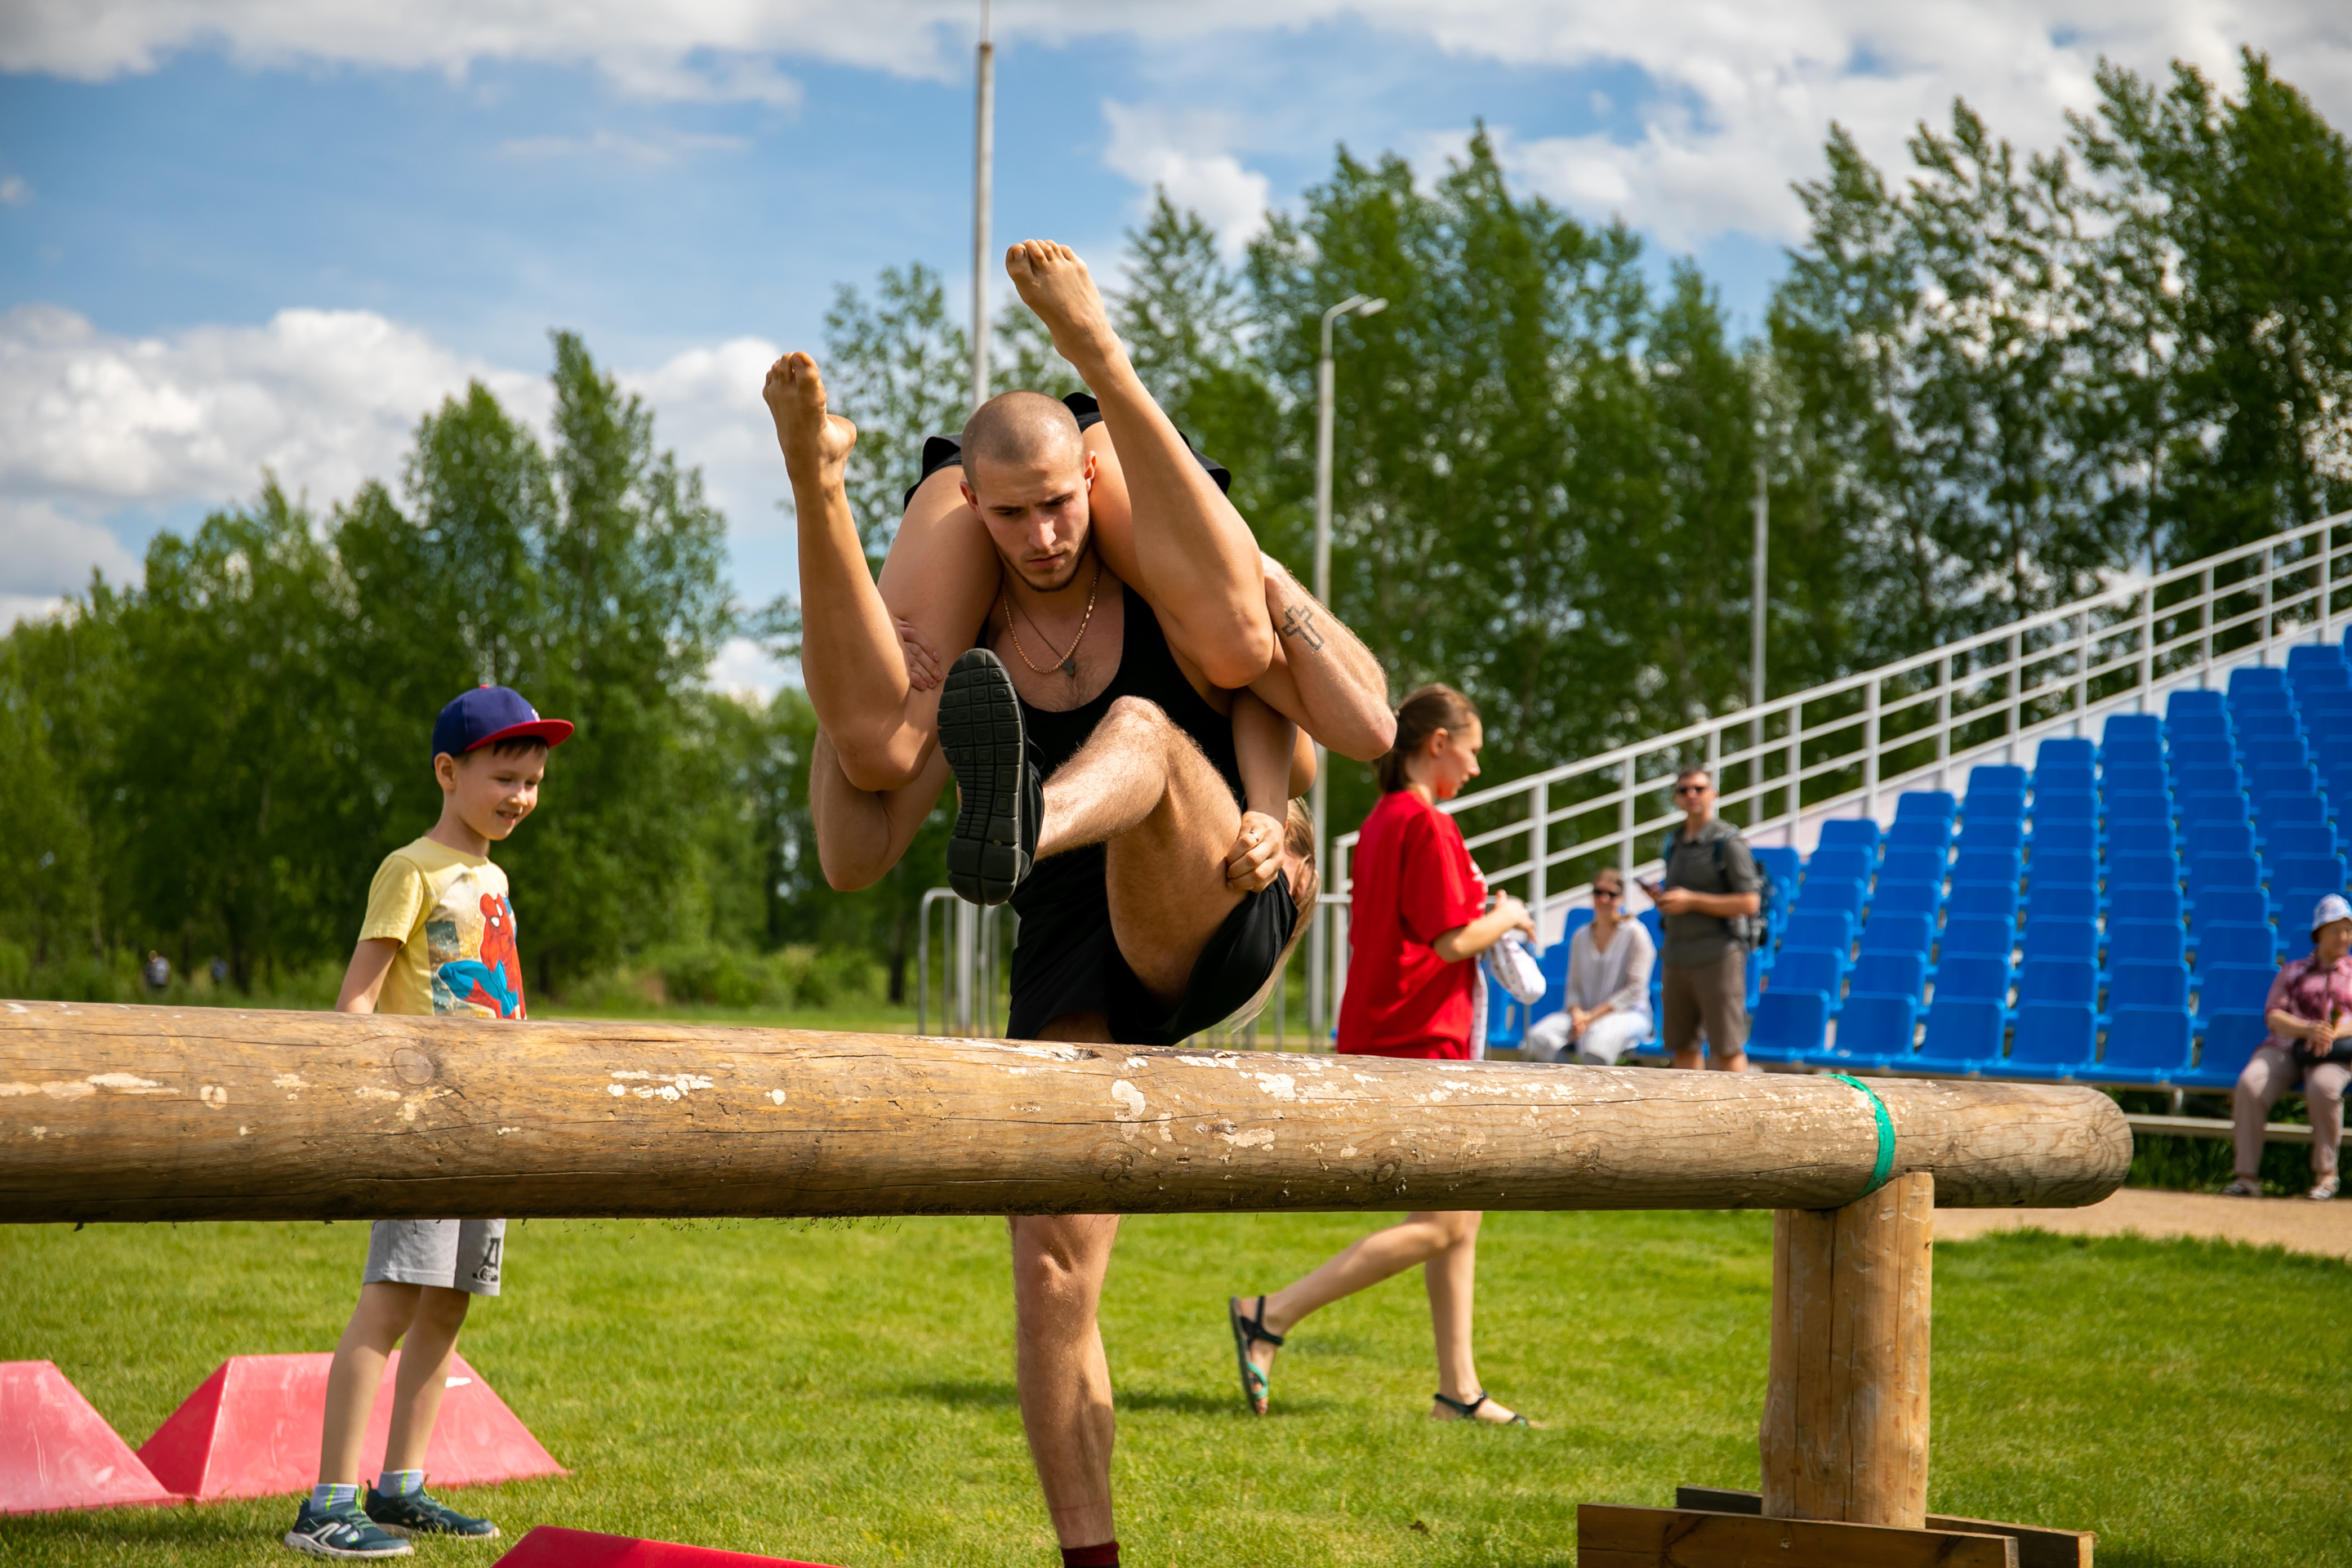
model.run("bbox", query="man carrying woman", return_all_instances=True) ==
[1226,684,1537,1427]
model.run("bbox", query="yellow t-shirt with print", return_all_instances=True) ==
[359,837,528,1019]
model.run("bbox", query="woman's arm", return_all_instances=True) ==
[1432,894,1535,964]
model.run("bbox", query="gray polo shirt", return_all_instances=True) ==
[1659,817,1762,969]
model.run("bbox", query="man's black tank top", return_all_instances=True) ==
[1009,583,1244,920]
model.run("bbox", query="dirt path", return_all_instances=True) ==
[1935,1186,2352,1261]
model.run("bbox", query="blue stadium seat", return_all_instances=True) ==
[1985,1003,2096,1077]
[2025,884,2099,924]
[1871,880,1943,917]
[1878,846,1948,884]
[2112,960,2189,1009]
[2197,963,2278,1016]
[2239,714,2306,748]
[2185,820,2255,858]
[2287,643,2346,674]
[2295,666,2352,696]
[1638,906,1664,954]
[1832,994,1918,1067]
[1909,998,2003,1075]
[1804,846,1874,888]
[2176,765,2244,799]
[2107,855,2180,891]
[1970,764,2030,795]
[2269,853,2347,893]
[2168,688,2227,718]
[1896,791,1958,823]
[1784,909,1855,954]
[2101,764,2167,795]
[2109,920,2187,965]
[2123,885,2187,923]
[2039,737,2097,768]
[1797,878,1866,920]
[1939,915,2016,960]
[2036,765,2099,795]
[2256,793,2329,837]
[1817,819,1883,855]
[2029,821,2100,856]
[1933,955,2011,1001]
[2180,1012,2266,1089]
[1747,990,1829,1063]
[2104,791,2174,823]
[2305,691,2352,723]
[1755,846,1802,916]
[2107,822,2178,858]
[2277,889,2347,935]
[2100,1007,2195,1084]
[1860,911,1935,956]
[2020,919,2096,963]
[1956,820,2025,853]
[2187,853,2262,898]
[2029,850,2100,886]
[2195,922,2278,968]
[2018,958,2097,1004]
[1962,792,2028,824]
[2034,792,2099,822]
[1947,881,2020,920]
[2104,712,2165,746]
[1886,817,1953,852]
[1850,952,1927,1001]
[2230,664,2290,693]
[2189,885,2270,927]
[2168,713,2234,745]
[1770,947,1847,1009]
[2250,765,2319,802]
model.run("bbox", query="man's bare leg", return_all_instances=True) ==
[764,351,996,791]
[1034,697,1249,998]
[1010,1209,1120,1552]
[1005,242,1273,689]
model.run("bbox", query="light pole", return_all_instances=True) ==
[1308,292,1386,1044]
[969,0,995,415]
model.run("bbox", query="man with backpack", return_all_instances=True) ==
[1651,766,1763,1071]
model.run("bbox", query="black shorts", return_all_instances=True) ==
[902,393,1232,510]
[1007,850,1296,1045]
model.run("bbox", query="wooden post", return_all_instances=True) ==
[1762,1171,1936,1527]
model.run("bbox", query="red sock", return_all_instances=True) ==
[1061,1544,1119,1568]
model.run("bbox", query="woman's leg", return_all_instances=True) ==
[2233,1045,2296,1181]
[2306,1062,2346,1181]
[1239,1211,1480,1397]
[1579,1010,1652,1066]
[1423,1211,1517,1420]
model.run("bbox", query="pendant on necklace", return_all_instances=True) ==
[1060,656,1078,677]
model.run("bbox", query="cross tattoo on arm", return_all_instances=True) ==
[1278,601,1325,652]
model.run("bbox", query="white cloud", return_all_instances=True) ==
[499,129,749,165]
[619,335,789,554]
[0,497,139,599]
[1100,100,1272,256]
[707,635,791,702]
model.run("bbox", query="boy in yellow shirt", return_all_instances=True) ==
[284,685,571,1561]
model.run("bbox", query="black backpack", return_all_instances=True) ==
[1661,829,1775,952]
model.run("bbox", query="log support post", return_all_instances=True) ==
[1761,1170,1935,1527]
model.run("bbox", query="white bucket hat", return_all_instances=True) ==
[2314,893,2352,938]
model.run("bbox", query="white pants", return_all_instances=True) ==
[1526,1009,1653,1065]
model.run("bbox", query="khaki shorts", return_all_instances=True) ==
[1660,951,1748,1058]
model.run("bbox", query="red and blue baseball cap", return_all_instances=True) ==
[432,684,574,762]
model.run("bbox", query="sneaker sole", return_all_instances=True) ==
[282,1530,412,1560]
[940,648,1031,905]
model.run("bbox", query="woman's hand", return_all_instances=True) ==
[1225,810,1286,893]
[897,617,944,692]
[1493,892,1535,942]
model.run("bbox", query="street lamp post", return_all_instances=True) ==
[1308,292,1387,1045]
[969,0,995,415]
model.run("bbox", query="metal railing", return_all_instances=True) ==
[1319,510,2352,1024]
[914,890,1014,1037]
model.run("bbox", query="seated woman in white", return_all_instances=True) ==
[1525,866,1655,1064]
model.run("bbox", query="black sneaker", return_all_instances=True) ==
[284,1498,412,1559]
[941,648,1040,905]
[363,1485,500,1539]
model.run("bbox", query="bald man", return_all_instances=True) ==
[767,243,1394,1567]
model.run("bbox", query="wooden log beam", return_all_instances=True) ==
[0,1002,2132,1224]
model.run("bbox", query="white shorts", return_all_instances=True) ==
[362,1218,505,1296]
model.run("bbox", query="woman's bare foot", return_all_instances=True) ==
[763,350,857,483]
[1004,241,1125,382]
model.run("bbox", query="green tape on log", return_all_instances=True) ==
[1828,1072,1895,1196]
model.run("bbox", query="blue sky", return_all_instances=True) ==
[4,1,2345,688]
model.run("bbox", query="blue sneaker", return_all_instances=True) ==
[363,1485,500,1540]
[284,1498,412,1558]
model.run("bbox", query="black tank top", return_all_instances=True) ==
[1009,583,1244,919]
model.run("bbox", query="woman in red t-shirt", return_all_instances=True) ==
[1225,684,1536,1424]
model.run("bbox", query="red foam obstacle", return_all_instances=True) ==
[0,1361,179,1514]
[497,1526,845,1567]
[137,1350,566,1500]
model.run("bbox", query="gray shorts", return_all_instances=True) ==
[363,1218,505,1296]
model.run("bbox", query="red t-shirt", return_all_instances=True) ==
[1337,788,1487,1058]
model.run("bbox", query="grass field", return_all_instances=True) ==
[3,1213,2346,1566]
